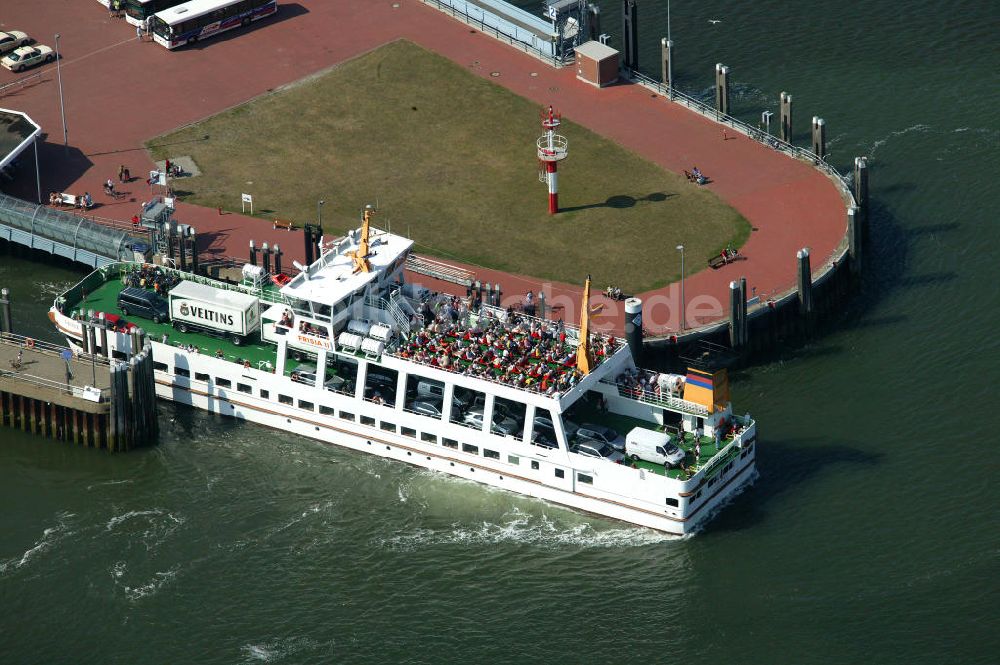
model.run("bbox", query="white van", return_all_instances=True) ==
[625,427,685,467]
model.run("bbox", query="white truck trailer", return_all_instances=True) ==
[168,280,261,345]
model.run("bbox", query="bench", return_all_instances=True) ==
[52,193,92,209]
[273,218,293,231]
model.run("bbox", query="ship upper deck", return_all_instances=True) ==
[384,301,626,399]
[279,227,413,307]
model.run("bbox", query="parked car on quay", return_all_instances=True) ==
[0,31,32,56]
[1,44,54,72]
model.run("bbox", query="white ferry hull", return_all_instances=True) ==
[51,302,756,535]
[154,371,756,534]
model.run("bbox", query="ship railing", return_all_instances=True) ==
[600,377,710,416]
[405,254,474,286]
[365,294,410,333]
[113,261,291,306]
[383,349,571,399]
[624,68,856,207]
[478,304,584,342]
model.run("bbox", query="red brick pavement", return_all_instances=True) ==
[0,0,846,335]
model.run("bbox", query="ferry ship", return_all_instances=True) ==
[49,209,757,534]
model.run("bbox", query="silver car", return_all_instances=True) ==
[576,424,626,452]
[534,415,580,439]
[570,441,625,464]
[409,398,444,418]
[463,407,520,435]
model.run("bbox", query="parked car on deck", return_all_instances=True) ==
[576,424,626,452]
[462,406,520,436]
[1,44,54,72]
[570,440,625,464]
[0,31,32,56]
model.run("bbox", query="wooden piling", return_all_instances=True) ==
[847,207,862,276]
[0,288,11,334]
[729,281,742,349]
[854,156,869,229]
[811,117,826,160]
[780,92,793,143]
[661,38,674,98]
[715,64,730,116]
[622,0,638,71]
[797,248,814,316]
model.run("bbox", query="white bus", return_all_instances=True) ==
[123,0,188,27]
[150,0,277,49]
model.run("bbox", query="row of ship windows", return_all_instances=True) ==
[160,363,598,485]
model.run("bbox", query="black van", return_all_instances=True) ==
[117,287,169,324]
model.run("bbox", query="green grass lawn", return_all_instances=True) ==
[147,40,749,293]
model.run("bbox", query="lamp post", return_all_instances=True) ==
[676,244,685,331]
[317,199,325,227]
[55,33,67,153]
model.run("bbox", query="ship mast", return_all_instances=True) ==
[576,274,593,374]
[351,205,374,273]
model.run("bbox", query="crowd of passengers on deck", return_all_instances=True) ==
[615,368,685,398]
[391,298,619,395]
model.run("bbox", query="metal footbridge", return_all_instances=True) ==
[0,193,140,268]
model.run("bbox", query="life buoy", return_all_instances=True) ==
[243,360,251,369]
[25,338,34,350]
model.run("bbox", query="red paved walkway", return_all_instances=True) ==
[0,0,846,335]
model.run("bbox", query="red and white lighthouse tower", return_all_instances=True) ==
[537,105,569,215]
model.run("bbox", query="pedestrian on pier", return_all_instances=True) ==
[136,24,143,41]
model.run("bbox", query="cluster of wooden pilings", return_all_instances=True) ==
[109,336,158,451]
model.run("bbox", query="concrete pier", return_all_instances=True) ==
[0,332,157,451]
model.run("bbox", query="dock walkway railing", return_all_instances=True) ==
[626,69,855,201]
[0,332,110,401]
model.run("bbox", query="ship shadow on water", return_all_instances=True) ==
[699,438,883,535]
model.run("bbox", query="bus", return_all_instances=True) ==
[123,0,188,27]
[150,0,277,49]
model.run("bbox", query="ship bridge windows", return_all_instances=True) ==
[364,366,398,406]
